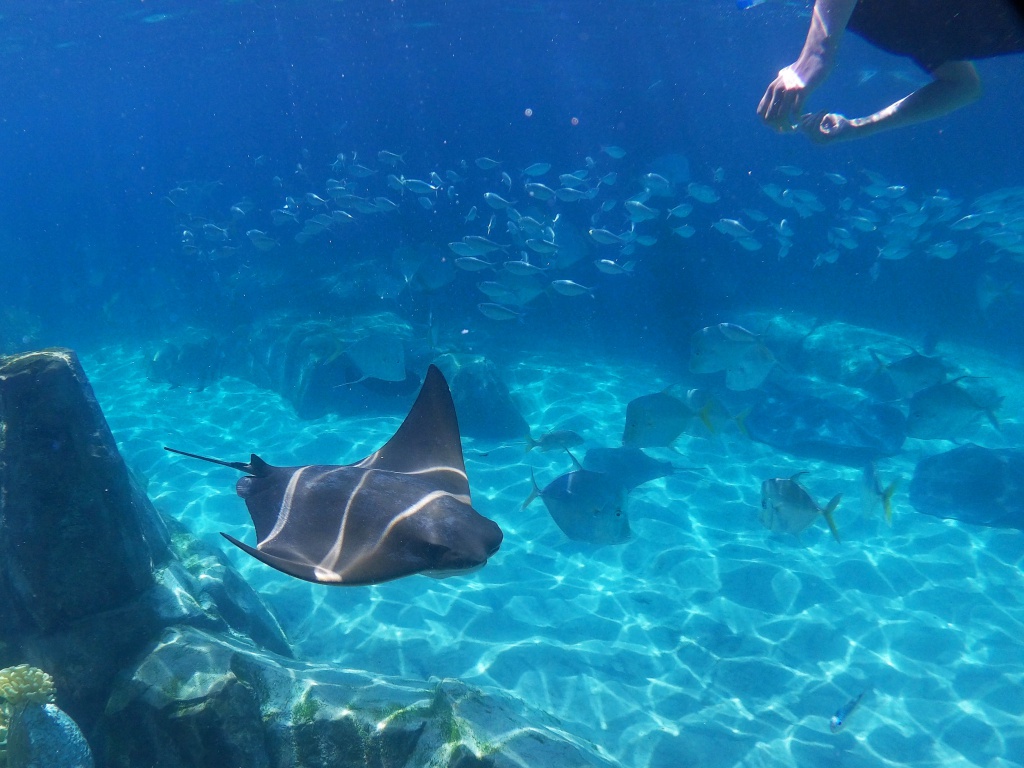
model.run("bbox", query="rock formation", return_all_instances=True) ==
[0,348,611,768]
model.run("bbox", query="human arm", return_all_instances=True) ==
[799,60,983,142]
[757,0,859,131]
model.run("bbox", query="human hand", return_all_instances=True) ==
[799,111,859,143]
[757,66,808,132]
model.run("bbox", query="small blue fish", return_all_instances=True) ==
[829,689,868,733]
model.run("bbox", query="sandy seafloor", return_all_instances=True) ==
[82,334,1024,768]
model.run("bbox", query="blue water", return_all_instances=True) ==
[4,2,1024,766]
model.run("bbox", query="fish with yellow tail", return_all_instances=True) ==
[759,472,841,542]
[830,688,869,733]
[861,462,897,526]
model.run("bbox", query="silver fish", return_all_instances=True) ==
[525,429,584,453]
[377,150,405,166]
[589,228,623,245]
[713,218,754,239]
[483,192,515,210]
[555,187,588,202]
[760,473,841,542]
[906,376,1002,440]
[550,279,593,297]
[246,229,277,252]
[477,303,521,321]
[869,348,947,397]
[525,238,559,254]
[624,200,659,222]
[454,257,495,272]
[687,183,720,204]
[403,178,439,195]
[829,689,868,733]
[524,182,556,201]
[593,259,635,275]
[504,260,547,277]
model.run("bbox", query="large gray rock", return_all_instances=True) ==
[103,626,614,768]
[6,702,94,768]
[909,444,1024,529]
[0,349,289,736]
[0,348,169,633]
[432,354,529,440]
[242,314,419,420]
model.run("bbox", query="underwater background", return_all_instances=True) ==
[2,1,1023,767]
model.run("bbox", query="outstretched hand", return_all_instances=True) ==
[798,111,859,143]
[757,67,808,132]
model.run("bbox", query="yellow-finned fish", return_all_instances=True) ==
[830,688,869,733]
[861,462,897,525]
[760,472,841,543]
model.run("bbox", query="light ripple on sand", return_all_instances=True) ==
[77,345,1024,768]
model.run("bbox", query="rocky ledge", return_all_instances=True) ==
[0,348,611,768]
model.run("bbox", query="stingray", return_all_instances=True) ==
[341,333,407,385]
[522,454,631,545]
[165,365,503,586]
[582,446,697,491]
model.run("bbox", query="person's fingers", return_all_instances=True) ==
[799,111,826,130]
[798,112,839,144]
[762,89,793,127]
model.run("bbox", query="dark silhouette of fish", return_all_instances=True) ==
[165,365,502,585]
[622,391,693,447]
[523,454,630,545]
[583,446,682,491]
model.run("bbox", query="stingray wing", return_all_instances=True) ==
[355,364,471,499]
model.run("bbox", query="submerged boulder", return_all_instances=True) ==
[148,331,227,392]
[909,444,1024,529]
[0,348,289,736]
[242,314,419,419]
[0,348,169,633]
[6,702,94,768]
[432,353,529,440]
[0,347,615,768]
[104,626,614,768]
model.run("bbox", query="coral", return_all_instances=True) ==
[0,665,56,707]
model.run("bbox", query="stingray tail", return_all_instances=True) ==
[164,446,268,476]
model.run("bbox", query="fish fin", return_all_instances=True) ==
[789,470,810,482]
[733,408,751,438]
[565,449,584,471]
[822,493,842,543]
[522,468,541,509]
[868,349,887,372]
[525,433,537,452]
[984,407,1001,430]
[882,482,897,526]
[698,401,717,434]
